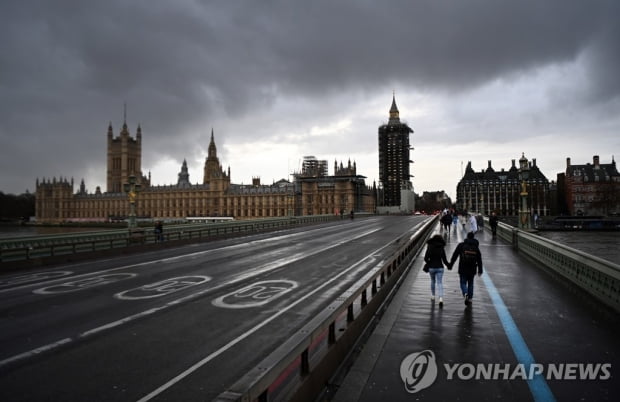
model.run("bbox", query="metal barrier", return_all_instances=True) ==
[0,215,342,265]
[484,217,620,312]
[214,216,437,402]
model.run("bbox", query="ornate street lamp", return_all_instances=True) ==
[123,175,142,229]
[287,193,292,217]
[518,153,530,230]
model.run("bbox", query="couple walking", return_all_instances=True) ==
[423,232,483,307]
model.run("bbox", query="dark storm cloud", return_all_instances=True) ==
[0,0,618,193]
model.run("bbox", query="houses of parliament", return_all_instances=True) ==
[35,120,378,224]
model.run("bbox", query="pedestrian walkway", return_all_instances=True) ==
[333,223,620,402]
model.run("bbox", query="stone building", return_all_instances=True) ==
[559,155,620,216]
[455,154,553,217]
[35,122,375,223]
[294,158,375,216]
[377,95,414,212]
[106,121,149,192]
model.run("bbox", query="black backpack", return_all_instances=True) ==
[461,243,478,267]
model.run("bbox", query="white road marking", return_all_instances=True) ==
[0,221,381,294]
[0,271,73,289]
[115,276,212,300]
[0,338,72,368]
[136,233,399,402]
[0,227,381,369]
[33,273,137,294]
[212,280,298,309]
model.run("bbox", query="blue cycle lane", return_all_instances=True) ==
[333,224,620,402]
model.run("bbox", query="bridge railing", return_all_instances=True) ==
[0,215,343,266]
[488,218,620,312]
[215,215,437,402]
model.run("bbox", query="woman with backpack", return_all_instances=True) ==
[449,232,484,307]
[423,234,451,307]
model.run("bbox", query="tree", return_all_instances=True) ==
[0,191,35,221]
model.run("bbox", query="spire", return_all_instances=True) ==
[208,128,217,158]
[177,158,190,188]
[203,128,228,185]
[122,103,128,131]
[389,92,400,124]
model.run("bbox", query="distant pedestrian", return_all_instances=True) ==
[449,232,483,307]
[154,221,164,242]
[440,212,452,232]
[489,212,499,237]
[459,214,467,230]
[468,214,478,233]
[476,214,484,229]
[423,234,451,307]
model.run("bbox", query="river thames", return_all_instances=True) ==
[536,231,619,265]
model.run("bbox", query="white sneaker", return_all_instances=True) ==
[439,297,444,307]
[431,295,435,302]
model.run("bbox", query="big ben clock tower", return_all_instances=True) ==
[378,94,414,210]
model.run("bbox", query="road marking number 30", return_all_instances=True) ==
[212,280,298,309]
[115,276,211,300]
[33,273,136,294]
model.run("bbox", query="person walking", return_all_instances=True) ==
[154,221,164,242]
[468,214,478,233]
[459,213,467,230]
[449,232,483,307]
[423,234,451,307]
[440,212,452,233]
[489,212,499,237]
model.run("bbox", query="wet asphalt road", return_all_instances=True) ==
[0,215,429,401]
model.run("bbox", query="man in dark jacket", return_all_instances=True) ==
[440,212,452,233]
[449,232,483,306]
[489,212,499,237]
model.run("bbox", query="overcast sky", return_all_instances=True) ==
[1,0,619,200]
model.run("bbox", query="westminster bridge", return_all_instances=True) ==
[0,215,618,402]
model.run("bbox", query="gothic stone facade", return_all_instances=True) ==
[295,159,375,216]
[378,95,413,207]
[455,155,552,217]
[35,124,375,223]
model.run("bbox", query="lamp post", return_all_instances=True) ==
[518,153,530,230]
[288,192,294,217]
[123,175,142,229]
[480,181,485,215]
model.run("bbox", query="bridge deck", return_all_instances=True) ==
[333,224,620,402]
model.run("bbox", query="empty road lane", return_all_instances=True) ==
[0,215,430,401]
